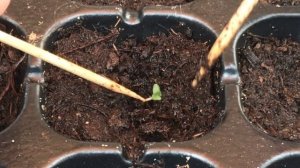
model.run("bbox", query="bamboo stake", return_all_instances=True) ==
[192,0,259,87]
[0,30,148,102]
[0,0,10,15]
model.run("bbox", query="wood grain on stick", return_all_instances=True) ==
[0,30,147,102]
[192,0,259,87]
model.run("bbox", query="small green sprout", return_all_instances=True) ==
[145,84,162,102]
[151,84,162,101]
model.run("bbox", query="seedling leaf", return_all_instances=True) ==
[151,84,162,101]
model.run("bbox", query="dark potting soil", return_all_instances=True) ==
[238,33,300,141]
[0,24,26,131]
[265,0,300,6]
[42,25,223,161]
[71,0,193,9]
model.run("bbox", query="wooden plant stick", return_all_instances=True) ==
[192,0,259,87]
[0,30,148,102]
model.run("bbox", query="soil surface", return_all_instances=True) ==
[43,25,223,162]
[265,0,300,6]
[0,24,26,131]
[238,33,300,141]
[71,0,193,9]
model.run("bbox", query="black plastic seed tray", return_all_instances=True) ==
[0,0,299,167]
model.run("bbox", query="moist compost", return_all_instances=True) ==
[71,0,193,9]
[265,0,300,6]
[43,25,223,161]
[238,33,300,141]
[0,24,26,131]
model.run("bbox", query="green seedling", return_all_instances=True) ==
[151,84,162,101]
[146,84,162,101]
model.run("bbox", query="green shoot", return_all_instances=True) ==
[152,84,162,101]
[145,84,162,101]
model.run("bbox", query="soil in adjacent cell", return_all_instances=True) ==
[42,25,223,161]
[265,0,300,6]
[0,24,26,131]
[71,0,193,9]
[238,33,300,141]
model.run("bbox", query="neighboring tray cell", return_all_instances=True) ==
[263,0,300,6]
[48,152,131,168]
[235,15,300,141]
[48,150,216,168]
[0,17,27,133]
[141,152,216,168]
[261,152,300,168]
[41,12,225,160]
